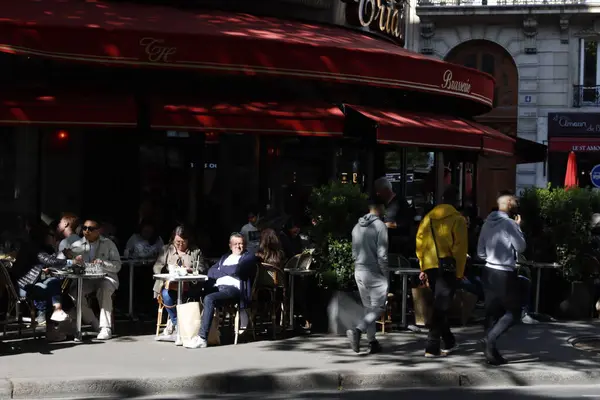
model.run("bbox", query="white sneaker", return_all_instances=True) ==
[174,327,183,346]
[50,310,69,322]
[183,335,207,349]
[97,328,112,340]
[162,319,174,336]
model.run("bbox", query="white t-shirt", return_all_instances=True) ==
[215,254,241,290]
[57,234,81,259]
[241,223,259,254]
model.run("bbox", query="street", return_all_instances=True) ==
[55,385,600,400]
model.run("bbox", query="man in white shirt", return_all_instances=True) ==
[186,233,255,349]
[72,218,121,340]
[56,213,81,259]
[240,211,259,254]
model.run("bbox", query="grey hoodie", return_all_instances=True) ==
[352,213,389,275]
[477,211,526,271]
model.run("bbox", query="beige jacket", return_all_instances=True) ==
[70,236,122,289]
[152,244,206,297]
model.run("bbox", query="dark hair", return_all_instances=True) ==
[170,225,196,248]
[257,228,284,267]
[442,185,459,205]
[284,217,299,231]
[29,223,52,247]
[139,219,159,246]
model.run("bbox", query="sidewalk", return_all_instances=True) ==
[1,321,600,399]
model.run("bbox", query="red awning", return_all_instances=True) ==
[0,91,136,127]
[347,105,515,156]
[0,1,494,109]
[150,100,345,136]
[549,138,600,152]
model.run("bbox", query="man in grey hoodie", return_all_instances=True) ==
[346,202,389,354]
[477,194,527,365]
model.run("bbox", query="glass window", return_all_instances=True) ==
[481,54,495,76]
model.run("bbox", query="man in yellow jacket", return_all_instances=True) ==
[416,185,468,357]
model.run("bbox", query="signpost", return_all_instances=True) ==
[591,165,600,188]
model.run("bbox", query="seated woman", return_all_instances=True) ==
[153,225,205,343]
[10,224,80,339]
[124,219,164,259]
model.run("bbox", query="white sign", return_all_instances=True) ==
[441,70,471,94]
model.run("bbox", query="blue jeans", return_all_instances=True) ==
[519,275,532,316]
[199,285,240,340]
[161,288,179,326]
[19,277,62,320]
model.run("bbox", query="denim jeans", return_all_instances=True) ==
[19,277,62,320]
[425,269,457,350]
[518,275,532,316]
[199,285,240,340]
[483,268,521,349]
[161,288,179,326]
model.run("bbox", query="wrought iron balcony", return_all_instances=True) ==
[418,0,588,6]
[573,85,600,108]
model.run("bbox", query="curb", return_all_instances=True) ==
[8,368,600,399]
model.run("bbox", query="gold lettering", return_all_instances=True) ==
[358,0,403,39]
[139,37,177,63]
[441,70,472,94]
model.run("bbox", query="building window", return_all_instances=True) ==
[579,38,600,104]
[481,53,495,76]
[463,53,477,69]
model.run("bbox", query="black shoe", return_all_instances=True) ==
[346,329,361,353]
[425,343,446,358]
[442,335,458,354]
[369,340,382,354]
[484,345,507,365]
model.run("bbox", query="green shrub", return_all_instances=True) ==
[307,181,368,290]
[519,186,600,280]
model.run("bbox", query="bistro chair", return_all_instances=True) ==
[251,262,286,340]
[0,261,37,338]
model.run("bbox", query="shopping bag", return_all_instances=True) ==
[450,289,478,326]
[411,285,433,327]
[176,302,202,346]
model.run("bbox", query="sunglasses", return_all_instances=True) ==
[82,226,99,232]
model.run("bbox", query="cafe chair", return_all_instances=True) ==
[252,262,286,340]
[0,262,37,338]
[155,293,172,336]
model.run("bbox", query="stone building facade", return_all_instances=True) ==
[406,2,600,194]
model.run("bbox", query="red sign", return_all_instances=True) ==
[548,138,600,152]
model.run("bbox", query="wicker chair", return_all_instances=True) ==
[0,261,37,338]
[252,262,286,340]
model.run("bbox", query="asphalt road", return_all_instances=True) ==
[57,385,600,400]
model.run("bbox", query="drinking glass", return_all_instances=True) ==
[192,260,199,275]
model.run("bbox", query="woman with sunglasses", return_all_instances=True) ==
[153,225,206,343]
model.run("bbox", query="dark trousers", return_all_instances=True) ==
[199,285,240,340]
[482,268,521,348]
[425,269,456,349]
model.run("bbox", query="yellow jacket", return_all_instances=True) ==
[416,204,468,278]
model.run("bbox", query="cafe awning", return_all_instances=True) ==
[516,137,547,163]
[149,100,345,136]
[0,91,137,127]
[0,0,494,110]
[346,105,516,156]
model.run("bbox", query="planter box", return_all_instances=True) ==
[327,290,363,335]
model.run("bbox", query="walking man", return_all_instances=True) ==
[346,201,388,354]
[416,185,467,357]
[477,193,526,365]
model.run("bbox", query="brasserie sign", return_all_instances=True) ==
[548,112,600,137]
[345,0,406,42]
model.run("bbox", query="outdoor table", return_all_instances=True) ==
[393,268,422,328]
[518,261,561,313]
[284,268,317,330]
[53,269,107,342]
[121,257,154,319]
[153,273,208,343]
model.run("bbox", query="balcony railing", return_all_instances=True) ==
[573,85,600,108]
[418,0,588,6]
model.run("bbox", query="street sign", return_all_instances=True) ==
[591,164,600,188]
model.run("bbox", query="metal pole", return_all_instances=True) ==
[401,274,408,328]
[289,274,295,330]
[128,262,134,318]
[76,277,83,342]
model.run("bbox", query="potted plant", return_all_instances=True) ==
[519,186,600,318]
[307,181,368,334]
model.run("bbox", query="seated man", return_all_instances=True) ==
[185,233,255,349]
[71,218,121,340]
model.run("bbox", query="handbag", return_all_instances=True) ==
[430,220,457,273]
[176,301,221,347]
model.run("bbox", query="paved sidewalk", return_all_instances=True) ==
[1,321,600,399]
